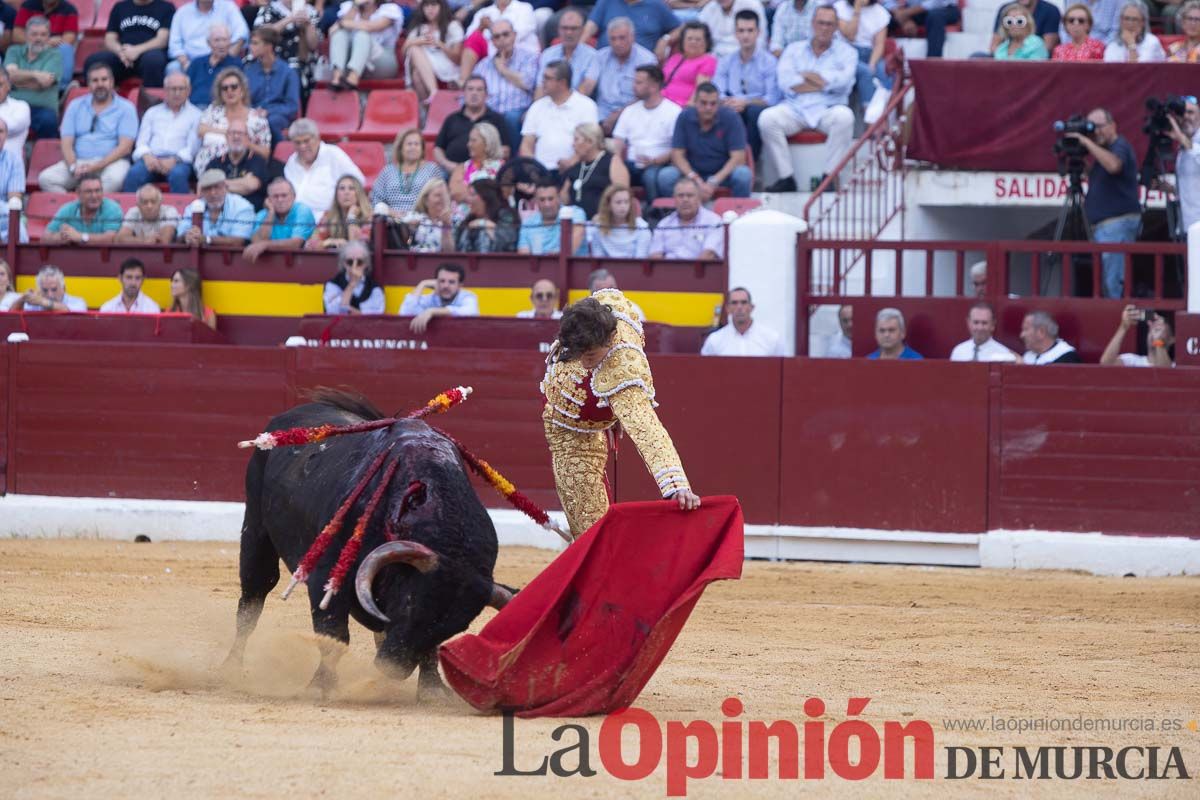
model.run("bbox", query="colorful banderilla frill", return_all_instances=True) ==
[280,445,393,601]
[434,426,573,545]
[320,452,403,610]
[238,386,473,450]
[249,387,572,603]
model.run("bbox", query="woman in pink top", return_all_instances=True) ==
[1052,4,1105,61]
[658,21,717,106]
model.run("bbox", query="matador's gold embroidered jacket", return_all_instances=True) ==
[540,289,691,526]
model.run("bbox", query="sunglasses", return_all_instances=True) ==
[1002,15,1029,27]
[1065,16,1088,23]
[345,258,367,266]
[533,291,556,300]
[220,83,240,92]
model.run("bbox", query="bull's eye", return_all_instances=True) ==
[406,482,427,510]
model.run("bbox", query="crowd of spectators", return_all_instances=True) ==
[0,0,925,257]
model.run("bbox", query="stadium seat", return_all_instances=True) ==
[651,197,676,210]
[713,197,761,217]
[305,88,361,140]
[162,193,198,215]
[787,131,828,145]
[25,192,75,241]
[62,85,89,113]
[71,37,106,78]
[109,192,138,213]
[273,140,296,164]
[74,0,98,31]
[423,90,463,142]
[91,0,121,34]
[350,90,419,142]
[339,140,387,190]
[27,139,61,192]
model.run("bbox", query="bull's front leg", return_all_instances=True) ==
[308,602,351,699]
[416,650,451,702]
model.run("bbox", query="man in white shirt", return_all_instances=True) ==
[2,265,88,312]
[758,5,856,192]
[520,59,598,177]
[0,70,30,160]
[702,287,784,356]
[115,184,181,244]
[1020,310,1082,365]
[698,0,767,57]
[1166,98,1200,234]
[648,176,725,259]
[949,302,1018,362]
[516,278,562,319]
[823,303,852,357]
[282,118,365,217]
[123,72,200,194]
[399,263,480,334]
[613,63,682,201]
[99,258,162,314]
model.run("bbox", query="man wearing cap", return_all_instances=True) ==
[176,168,256,246]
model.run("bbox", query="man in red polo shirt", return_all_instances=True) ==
[13,0,79,91]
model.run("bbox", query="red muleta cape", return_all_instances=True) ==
[438,496,744,717]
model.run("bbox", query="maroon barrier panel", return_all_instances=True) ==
[908,61,1195,172]
[288,347,563,514]
[818,295,1156,362]
[0,312,227,344]
[3,341,1198,538]
[612,356,783,525]
[779,358,991,532]
[0,344,9,495]
[293,315,706,354]
[989,364,1200,536]
[6,343,289,500]
[1176,312,1200,367]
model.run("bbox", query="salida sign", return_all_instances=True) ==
[496,698,1192,796]
[911,170,1168,207]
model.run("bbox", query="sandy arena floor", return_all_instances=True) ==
[0,538,1197,799]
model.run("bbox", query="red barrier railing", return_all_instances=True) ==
[794,237,1188,355]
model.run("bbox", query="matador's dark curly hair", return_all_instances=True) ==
[558,298,618,361]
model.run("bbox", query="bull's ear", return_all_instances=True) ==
[488,582,518,610]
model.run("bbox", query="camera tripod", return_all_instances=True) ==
[1053,168,1092,243]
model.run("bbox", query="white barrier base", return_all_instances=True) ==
[2,494,1197,577]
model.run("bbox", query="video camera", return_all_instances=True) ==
[1141,95,1186,188]
[1052,115,1095,178]
[1144,95,1186,140]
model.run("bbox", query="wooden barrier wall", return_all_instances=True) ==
[1,341,1197,537]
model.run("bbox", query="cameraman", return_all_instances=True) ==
[1065,107,1141,299]
[1164,97,1200,234]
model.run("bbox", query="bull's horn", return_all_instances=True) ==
[354,540,440,623]
[488,583,515,610]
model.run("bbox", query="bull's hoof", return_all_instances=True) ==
[417,679,454,705]
[307,665,338,700]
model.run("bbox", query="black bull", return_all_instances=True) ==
[225,391,512,696]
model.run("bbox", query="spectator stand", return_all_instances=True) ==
[5,213,730,346]
[794,236,1187,360]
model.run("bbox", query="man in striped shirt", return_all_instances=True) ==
[475,19,538,149]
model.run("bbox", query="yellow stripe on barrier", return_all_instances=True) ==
[15,277,721,327]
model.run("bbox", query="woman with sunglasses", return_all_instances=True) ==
[194,67,272,175]
[1167,1,1200,62]
[993,3,1050,59]
[1104,0,1164,62]
[323,240,385,314]
[1053,4,1105,60]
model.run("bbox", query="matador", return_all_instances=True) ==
[540,288,701,537]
